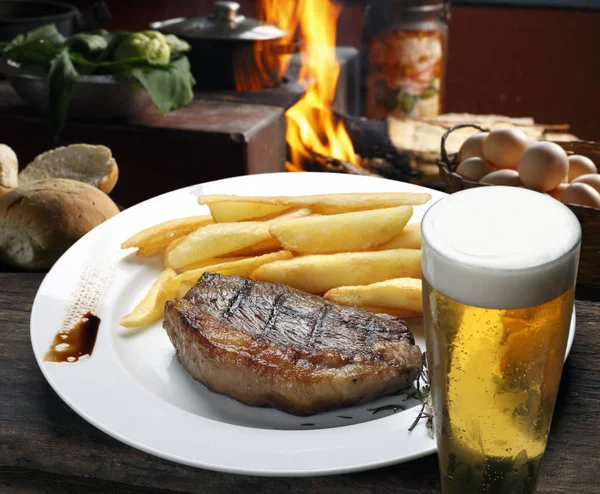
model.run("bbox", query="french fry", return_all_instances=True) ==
[121,215,213,257]
[163,236,187,268]
[221,237,281,257]
[251,249,422,294]
[323,278,423,315]
[269,206,413,254]
[198,192,431,214]
[165,251,293,297]
[208,201,292,222]
[164,209,309,269]
[178,256,249,272]
[372,222,421,250]
[120,268,178,328]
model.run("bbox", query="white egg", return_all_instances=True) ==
[560,183,600,209]
[483,128,529,170]
[518,142,568,192]
[480,169,523,186]
[567,155,597,182]
[458,133,489,163]
[572,173,600,194]
[455,157,495,182]
[548,183,569,200]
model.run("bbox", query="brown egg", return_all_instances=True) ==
[455,157,495,182]
[517,142,568,192]
[548,183,569,199]
[567,155,597,182]
[480,169,523,186]
[482,128,529,169]
[560,183,600,208]
[458,132,489,163]
[572,173,600,194]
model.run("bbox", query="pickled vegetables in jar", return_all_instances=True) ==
[362,0,450,120]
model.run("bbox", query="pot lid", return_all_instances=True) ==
[151,1,287,41]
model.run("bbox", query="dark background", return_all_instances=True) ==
[68,1,600,140]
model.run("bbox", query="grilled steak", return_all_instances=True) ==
[163,273,423,416]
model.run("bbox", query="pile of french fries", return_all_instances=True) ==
[119,192,431,329]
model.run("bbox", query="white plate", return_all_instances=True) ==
[30,172,576,477]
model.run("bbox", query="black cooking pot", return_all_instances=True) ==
[150,1,297,91]
[0,0,111,42]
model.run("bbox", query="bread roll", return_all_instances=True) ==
[19,144,119,194]
[0,144,18,194]
[0,178,119,270]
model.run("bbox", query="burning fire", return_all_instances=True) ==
[243,0,358,169]
[286,0,358,169]
[236,0,298,92]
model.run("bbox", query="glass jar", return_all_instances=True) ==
[361,0,450,120]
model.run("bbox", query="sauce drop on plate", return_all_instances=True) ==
[44,312,100,363]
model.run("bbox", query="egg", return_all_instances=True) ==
[479,169,523,186]
[482,128,529,169]
[458,132,489,163]
[548,183,569,200]
[572,173,600,194]
[560,183,600,209]
[567,154,597,182]
[455,157,495,182]
[517,142,568,192]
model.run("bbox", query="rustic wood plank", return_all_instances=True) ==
[0,272,599,493]
[1,468,182,494]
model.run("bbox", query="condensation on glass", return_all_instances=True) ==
[420,186,581,494]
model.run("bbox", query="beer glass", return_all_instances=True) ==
[421,186,581,494]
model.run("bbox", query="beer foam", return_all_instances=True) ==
[422,186,581,309]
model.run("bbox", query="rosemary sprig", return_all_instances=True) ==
[408,352,434,437]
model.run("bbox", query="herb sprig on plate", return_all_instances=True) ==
[409,352,433,436]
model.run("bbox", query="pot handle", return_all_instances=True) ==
[74,2,112,33]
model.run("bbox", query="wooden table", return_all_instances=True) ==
[1,273,599,493]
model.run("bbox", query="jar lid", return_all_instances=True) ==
[150,1,287,41]
[390,0,451,21]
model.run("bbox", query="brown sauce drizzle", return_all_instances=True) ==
[44,312,100,363]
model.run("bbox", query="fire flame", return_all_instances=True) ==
[245,0,358,168]
[286,0,358,168]
[235,0,298,91]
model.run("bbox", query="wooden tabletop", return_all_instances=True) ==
[1,272,599,494]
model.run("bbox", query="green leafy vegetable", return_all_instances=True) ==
[69,52,152,75]
[91,30,131,62]
[125,56,194,114]
[2,25,195,138]
[3,25,65,70]
[113,31,171,66]
[4,24,65,52]
[66,33,109,60]
[4,41,58,71]
[164,34,191,54]
[48,50,80,140]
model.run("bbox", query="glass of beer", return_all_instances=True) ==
[421,186,581,494]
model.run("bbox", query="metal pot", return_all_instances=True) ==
[0,1,111,42]
[150,1,296,91]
